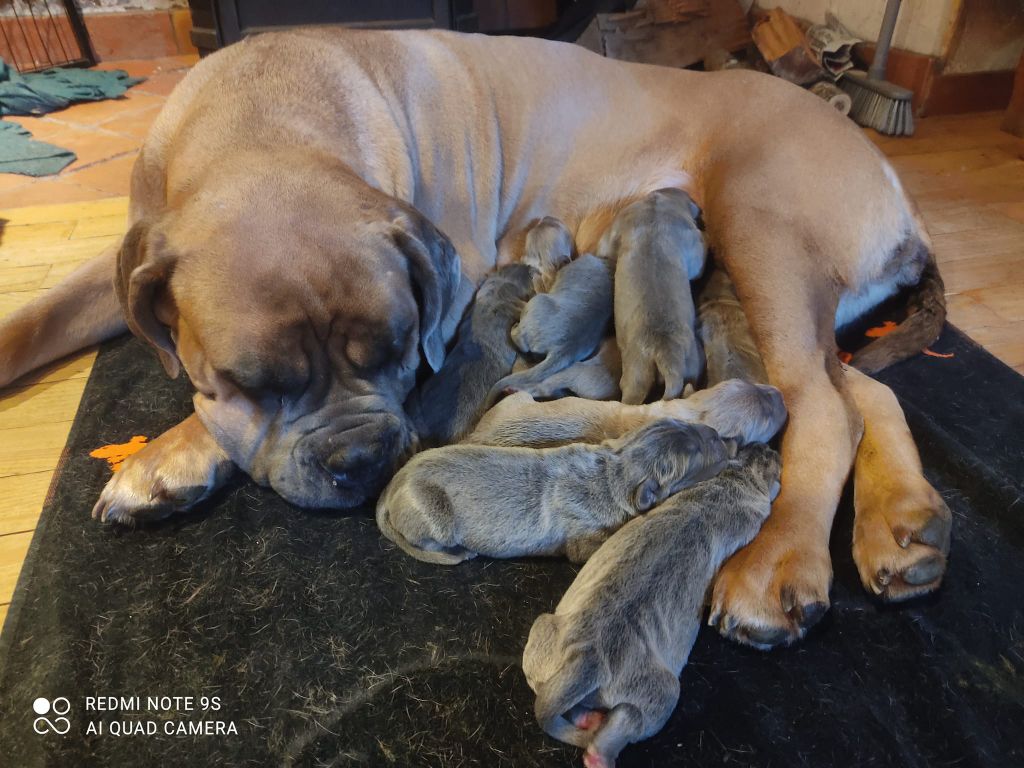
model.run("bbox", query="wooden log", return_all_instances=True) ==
[596,0,751,70]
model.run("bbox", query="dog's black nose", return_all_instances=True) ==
[321,415,406,494]
[324,448,387,490]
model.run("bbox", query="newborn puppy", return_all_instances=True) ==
[376,419,729,565]
[522,444,782,768]
[487,243,614,404]
[467,377,787,450]
[602,188,706,404]
[516,338,622,402]
[696,267,768,386]
[522,216,575,293]
[408,264,535,445]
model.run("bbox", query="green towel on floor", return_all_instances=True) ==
[0,120,75,176]
[0,59,144,117]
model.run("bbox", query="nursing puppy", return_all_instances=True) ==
[486,246,614,405]
[603,188,706,403]
[522,444,781,768]
[467,377,787,449]
[697,267,768,386]
[522,216,575,293]
[376,419,729,565]
[407,263,534,446]
[515,338,622,402]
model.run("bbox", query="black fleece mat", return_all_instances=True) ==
[1,325,1022,767]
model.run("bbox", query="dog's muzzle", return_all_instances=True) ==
[315,410,409,498]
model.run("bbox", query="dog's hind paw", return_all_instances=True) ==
[852,484,951,602]
[709,534,831,650]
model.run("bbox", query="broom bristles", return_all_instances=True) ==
[839,70,915,136]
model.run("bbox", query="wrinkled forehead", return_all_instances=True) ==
[173,244,418,383]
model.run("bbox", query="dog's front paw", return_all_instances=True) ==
[852,483,951,601]
[709,534,831,650]
[91,428,232,525]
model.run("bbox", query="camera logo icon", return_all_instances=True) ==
[32,697,71,735]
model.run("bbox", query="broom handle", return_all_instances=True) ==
[868,0,902,80]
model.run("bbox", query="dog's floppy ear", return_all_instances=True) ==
[392,205,462,372]
[114,218,181,378]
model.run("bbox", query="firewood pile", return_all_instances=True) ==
[577,1,864,117]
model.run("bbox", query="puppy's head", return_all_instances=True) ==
[522,216,574,291]
[611,419,730,511]
[115,156,461,508]
[692,379,788,445]
[652,187,702,223]
[472,263,535,319]
[731,443,782,501]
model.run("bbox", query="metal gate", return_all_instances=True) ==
[0,0,94,73]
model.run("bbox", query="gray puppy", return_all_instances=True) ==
[467,377,787,450]
[522,216,575,293]
[486,239,614,404]
[602,188,707,404]
[407,264,535,446]
[376,419,729,565]
[697,267,769,386]
[522,444,782,768]
[515,337,623,402]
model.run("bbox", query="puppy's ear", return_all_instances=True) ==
[114,218,181,378]
[685,196,702,221]
[633,477,663,512]
[392,206,462,372]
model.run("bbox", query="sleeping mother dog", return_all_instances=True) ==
[0,28,950,649]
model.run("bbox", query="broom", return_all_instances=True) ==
[839,0,914,136]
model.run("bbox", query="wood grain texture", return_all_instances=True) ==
[0,471,54,536]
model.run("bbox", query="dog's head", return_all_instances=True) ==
[611,419,730,512]
[115,160,461,508]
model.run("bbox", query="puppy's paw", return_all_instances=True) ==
[583,747,613,768]
[91,442,222,525]
[852,483,951,601]
[710,535,831,650]
[656,327,703,400]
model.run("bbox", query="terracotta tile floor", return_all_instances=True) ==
[0,54,197,209]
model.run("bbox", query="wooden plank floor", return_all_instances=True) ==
[0,112,1022,629]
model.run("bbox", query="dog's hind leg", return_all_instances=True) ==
[708,225,863,650]
[92,413,236,525]
[0,247,125,387]
[845,367,951,601]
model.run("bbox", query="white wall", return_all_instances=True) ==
[757,0,959,57]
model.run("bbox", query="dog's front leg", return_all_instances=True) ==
[706,237,863,649]
[92,413,236,525]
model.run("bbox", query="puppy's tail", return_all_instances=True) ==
[534,651,602,748]
[0,247,125,387]
[849,244,946,374]
[374,497,470,566]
